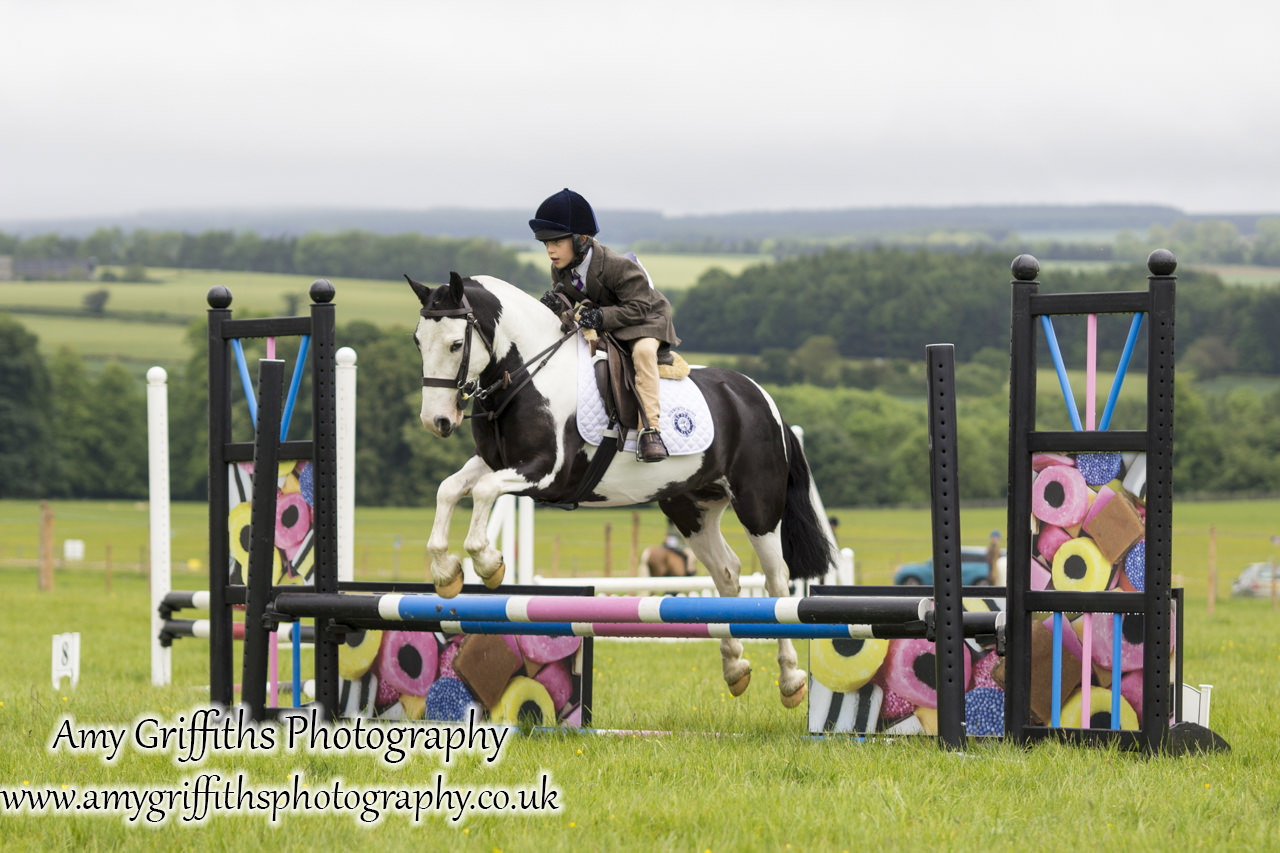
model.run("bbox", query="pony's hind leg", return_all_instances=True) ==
[670,497,752,697]
[749,530,808,708]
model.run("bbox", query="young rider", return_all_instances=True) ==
[530,188,680,462]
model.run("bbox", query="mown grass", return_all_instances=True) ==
[1,522,1277,849]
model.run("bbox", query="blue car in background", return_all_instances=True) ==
[893,545,1005,586]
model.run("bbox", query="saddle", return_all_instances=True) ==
[549,293,688,433]
[591,333,642,431]
[588,332,691,431]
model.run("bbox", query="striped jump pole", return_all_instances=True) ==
[270,593,1001,641]
[161,619,316,644]
[160,589,211,613]
[273,591,932,626]
[428,612,996,642]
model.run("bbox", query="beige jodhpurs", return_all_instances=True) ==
[630,337,661,430]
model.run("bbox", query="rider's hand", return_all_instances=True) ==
[539,290,561,311]
[578,308,604,330]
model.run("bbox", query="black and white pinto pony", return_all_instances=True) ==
[410,272,839,708]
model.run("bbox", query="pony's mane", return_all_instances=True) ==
[464,275,562,337]
[470,274,534,300]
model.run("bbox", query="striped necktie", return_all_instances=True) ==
[571,272,584,292]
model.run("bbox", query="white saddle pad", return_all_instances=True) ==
[574,334,714,455]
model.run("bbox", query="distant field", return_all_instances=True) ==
[1197,374,1280,396]
[1036,259,1118,276]
[3,257,1273,381]
[0,268,419,325]
[1,256,772,369]
[1196,264,1280,287]
[0,268,486,370]
[3,314,194,371]
[1012,259,1280,289]
[516,250,773,291]
[1016,229,1125,243]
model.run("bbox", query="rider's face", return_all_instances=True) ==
[544,237,576,270]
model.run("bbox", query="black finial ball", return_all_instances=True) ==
[207,286,232,308]
[1011,254,1040,281]
[1147,249,1177,276]
[310,279,336,303]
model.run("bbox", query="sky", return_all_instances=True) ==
[3,0,1278,223]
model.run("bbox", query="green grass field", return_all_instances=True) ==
[1,314,194,374]
[1,497,1278,849]
[4,496,1274,594]
[1197,264,1280,288]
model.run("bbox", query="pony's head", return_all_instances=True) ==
[408,271,499,437]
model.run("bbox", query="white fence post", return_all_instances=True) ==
[517,496,536,585]
[336,347,357,583]
[146,367,171,687]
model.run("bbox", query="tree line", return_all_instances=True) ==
[0,227,546,291]
[3,305,1278,508]
[673,248,1280,378]
[635,216,1280,267]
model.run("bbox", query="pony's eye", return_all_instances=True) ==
[450,341,464,354]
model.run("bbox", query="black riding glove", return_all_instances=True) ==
[539,290,561,312]
[578,308,604,330]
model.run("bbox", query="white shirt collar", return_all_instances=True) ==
[571,246,593,282]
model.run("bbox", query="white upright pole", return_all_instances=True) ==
[517,496,535,585]
[476,495,515,587]
[146,367,171,686]
[486,494,510,542]
[335,347,357,582]
[839,548,856,585]
[500,495,517,570]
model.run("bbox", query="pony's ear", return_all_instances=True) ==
[448,271,465,303]
[404,274,432,306]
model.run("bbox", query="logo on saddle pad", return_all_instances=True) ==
[670,406,696,437]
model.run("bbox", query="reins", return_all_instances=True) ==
[419,291,576,423]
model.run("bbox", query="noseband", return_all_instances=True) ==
[419,291,576,421]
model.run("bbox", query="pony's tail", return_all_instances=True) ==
[780,426,838,581]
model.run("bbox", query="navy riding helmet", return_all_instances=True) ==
[529,188,599,241]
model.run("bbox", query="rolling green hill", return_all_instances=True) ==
[0,257,774,370]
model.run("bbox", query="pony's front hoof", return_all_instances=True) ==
[435,573,464,598]
[780,680,808,709]
[481,559,505,589]
[728,670,751,697]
